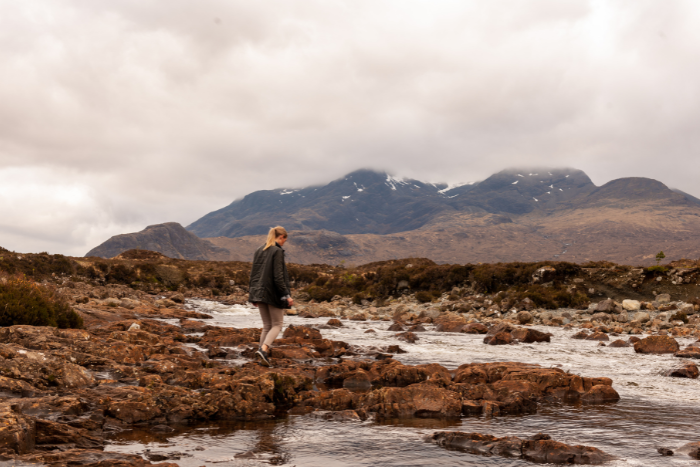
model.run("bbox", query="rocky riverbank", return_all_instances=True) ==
[0,284,630,466]
[3,252,700,464]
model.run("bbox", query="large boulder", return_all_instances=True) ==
[633,336,680,354]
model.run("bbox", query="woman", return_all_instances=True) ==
[248,226,293,366]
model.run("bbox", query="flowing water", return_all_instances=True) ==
[106,300,700,466]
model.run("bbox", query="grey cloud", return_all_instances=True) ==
[1,1,699,255]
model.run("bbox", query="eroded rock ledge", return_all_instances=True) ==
[428,431,613,465]
[0,318,619,465]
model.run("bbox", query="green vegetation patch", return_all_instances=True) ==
[0,275,83,328]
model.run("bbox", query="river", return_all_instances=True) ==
[106,299,700,466]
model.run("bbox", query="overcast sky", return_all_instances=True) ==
[2,0,699,255]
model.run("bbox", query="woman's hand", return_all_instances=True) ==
[287,298,294,306]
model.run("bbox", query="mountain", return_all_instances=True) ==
[187,167,597,238]
[87,168,700,265]
[85,222,227,260]
[187,169,454,238]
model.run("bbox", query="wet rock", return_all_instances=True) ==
[522,437,613,464]
[675,346,700,359]
[666,363,699,379]
[428,431,612,464]
[408,324,427,332]
[17,449,178,467]
[395,332,419,343]
[178,319,211,333]
[361,382,462,418]
[633,335,680,354]
[35,419,104,449]
[657,447,674,456]
[310,410,365,421]
[342,369,372,390]
[628,336,641,344]
[387,323,406,331]
[435,322,466,332]
[510,328,551,344]
[487,323,516,335]
[586,332,609,342]
[462,323,488,334]
[199,327,261,347]
[608,339,630,348]
[678,441,700,459]
[581,385,621,403]
[483,332,513,345]
[326,318,343,327]
[571,331,590,339]
[364,329,376,334]
[282,325,322,340]
[0,404,35,454]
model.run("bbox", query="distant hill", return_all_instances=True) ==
[85,222,227,260]
[87,168,700,264]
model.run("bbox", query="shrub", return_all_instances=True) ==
[415,291,433,303]
[645,266,668,275]
[0,276,83,328]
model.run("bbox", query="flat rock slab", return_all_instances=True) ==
[428,431,613,464]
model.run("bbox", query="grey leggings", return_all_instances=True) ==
[258,303,284,348]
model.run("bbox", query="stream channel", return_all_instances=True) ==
[106,300,700,466]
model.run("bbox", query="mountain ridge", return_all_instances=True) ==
[87,167,700,265]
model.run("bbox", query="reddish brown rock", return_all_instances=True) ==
[608,339,630,348]
[522,437,613,464]
[633,335,680,354]
[428,431,612,464]
[0,404,35,454]
[326,318,343,327]
[462,323,488,334]
[675,346,700,359]
[666,363,699,379]
[571,331,590,339]
[435,322,465,333]
[511,328,551,343]
[585,332,609,342]
[199,327,261,347]
[360,382,462,418]
[395,332,419,343]
[283,325,322,340]
[581,385,621,403]
[387,323,406,331]
[483,332,514,345]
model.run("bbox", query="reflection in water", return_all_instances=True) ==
[106,301,700,466]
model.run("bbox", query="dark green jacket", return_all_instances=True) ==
[248,243,291,308]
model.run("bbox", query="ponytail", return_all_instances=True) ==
[264,226,288,250]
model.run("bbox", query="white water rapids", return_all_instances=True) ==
[106,300,700,466]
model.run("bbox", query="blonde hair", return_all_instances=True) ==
[264,226,288,250]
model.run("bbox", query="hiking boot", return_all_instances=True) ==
[256,348,271,367]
